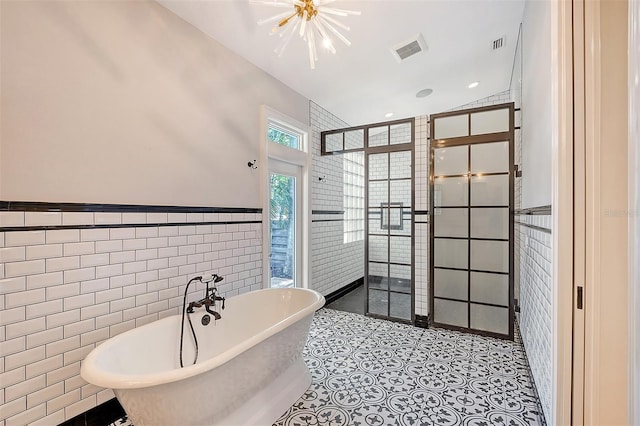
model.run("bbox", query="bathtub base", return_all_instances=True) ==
[219,357,311,426]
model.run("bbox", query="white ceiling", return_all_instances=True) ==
[158,0,525,126]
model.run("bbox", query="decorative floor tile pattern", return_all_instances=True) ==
[274,309,544,426]
[109,309,545,426]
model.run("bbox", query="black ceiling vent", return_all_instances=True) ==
[492,36,506,50]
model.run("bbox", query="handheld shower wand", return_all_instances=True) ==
[180,276,202,368]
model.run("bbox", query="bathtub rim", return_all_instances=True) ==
[80,287,324,389]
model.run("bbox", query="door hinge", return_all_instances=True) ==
[514,164,523,177]
[577,286,584,310]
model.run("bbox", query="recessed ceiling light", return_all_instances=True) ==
[416,88,433,98]
[468,81,480,89]
[385,112,394,118]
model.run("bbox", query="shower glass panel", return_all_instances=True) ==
[470,109,510,135]
[390,123,412,145]
[366,146,413,322]
[434,177,468,206]
[471,175,509,205]
[433,114,469,139]
[470,272,509,305]
[369,153,389,180]
[430,104,513,339]
[434,208,468,238]
[390,292,412,320]
[345,129,365,150]
[471,208,509,239]
[320,118,414,325]
[434,269,468,300]
[325,133,343,152]
[368,126,389,147]
[368,289,388,315]
[434,145,468,175]
[471,141,509,173]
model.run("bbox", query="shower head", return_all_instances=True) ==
[212,274,224,283]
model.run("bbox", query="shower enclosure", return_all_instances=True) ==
[429,103,514,339]
[322,119,415,323]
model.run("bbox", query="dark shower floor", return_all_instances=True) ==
[325,279,412,320]
[325,284,366,314]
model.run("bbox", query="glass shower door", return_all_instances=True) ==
[366,150,413,321]
[430,103,514,339]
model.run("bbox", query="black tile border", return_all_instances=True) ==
[311,219,344,223]
[0,201,262,214]
[312,210,344,215]
[324,277,364,305]
[515,221,552,235]
[0,221,262,233]
[58,397,125,426]
[514,205,552,216]
[414,313,430,329]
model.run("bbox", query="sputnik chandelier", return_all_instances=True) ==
[251,0,361,69]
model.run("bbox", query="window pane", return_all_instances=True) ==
[268,125,299,149]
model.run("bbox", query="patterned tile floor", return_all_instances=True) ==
[110,309,545,426]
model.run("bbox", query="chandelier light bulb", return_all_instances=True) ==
[252,0,360,68]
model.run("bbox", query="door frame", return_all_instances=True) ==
[268,159,303,288]
[551,0,575,423]
[260,105,311,289]
[629,0,640,422]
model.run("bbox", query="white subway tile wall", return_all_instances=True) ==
[448,90,512,111]
[414,115,429,316]
[0,211,262,425]
[310,102,364,296]
[516,215,552,421]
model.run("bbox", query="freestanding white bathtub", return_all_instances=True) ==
[81,287,325,426]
